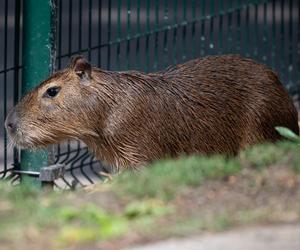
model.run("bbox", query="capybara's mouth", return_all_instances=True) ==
[6,128,46,150]
[6,132,33,149]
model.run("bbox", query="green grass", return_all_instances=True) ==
[57,204,128,243]
[0,184,128,244]
[0,134,300,247]
[113,139,300,200]
[113,155,241,200]
[240,141,300,172]
[240,143,286,169]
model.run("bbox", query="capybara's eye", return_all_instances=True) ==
[43,87,61,98]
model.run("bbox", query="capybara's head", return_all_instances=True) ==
[5,56,99,149]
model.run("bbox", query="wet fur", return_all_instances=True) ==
[8,55,299,168]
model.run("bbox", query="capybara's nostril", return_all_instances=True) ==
[7,123,14,129]
[6,122,17,134]
[5,110,18,135]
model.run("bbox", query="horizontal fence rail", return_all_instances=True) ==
[0,0,299,187]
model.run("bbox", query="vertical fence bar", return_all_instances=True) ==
[208,0,215,53]
[218,0,223,55]
[236,0,241,53]
[172,0,178,64]
[271,0,276,68]
[78,0,82,53]
[88,0,92,60]
[21,0,57,186]
[116,0,121,70]
[287,0,293,87]
[57,0,62,70]
[126,0,131,70]
[3,0,8,177]
[245,2,251,57]
[55,0,62,164]
[279,0,285,80]
[98,0,102,67]
[253,2,258,58]
[262,1,268,62]
[106,1,111,69]
[48,0,58,167]
[136,0,141,70]
[163,0,169,67]
[13,0,21,170]
[154,0,159,70]
[191,0,196,57]
[227,0,233,53]
[145,0,150,72]
[182,0,187,60]
[200,0,205,56]
[68,0,72,56]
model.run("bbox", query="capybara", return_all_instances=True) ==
[5,55,299,168]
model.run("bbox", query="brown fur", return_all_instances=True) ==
[5,55,299,168]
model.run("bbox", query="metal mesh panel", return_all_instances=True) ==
[52,0,300,188]
[0,0,21,183]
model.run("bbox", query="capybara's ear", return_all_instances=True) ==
[70,55,92,81]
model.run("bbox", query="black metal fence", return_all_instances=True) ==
[0,0,21,184]
[1,0,300,187]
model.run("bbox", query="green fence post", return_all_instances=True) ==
[21,0,57,186]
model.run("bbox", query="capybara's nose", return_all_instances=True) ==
[5,110,19,135]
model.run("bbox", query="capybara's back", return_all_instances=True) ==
[127,55,299,160]
[5,55,299,168]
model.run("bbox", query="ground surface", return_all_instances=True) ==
[0,135,300,250]
[129,223,300,250]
